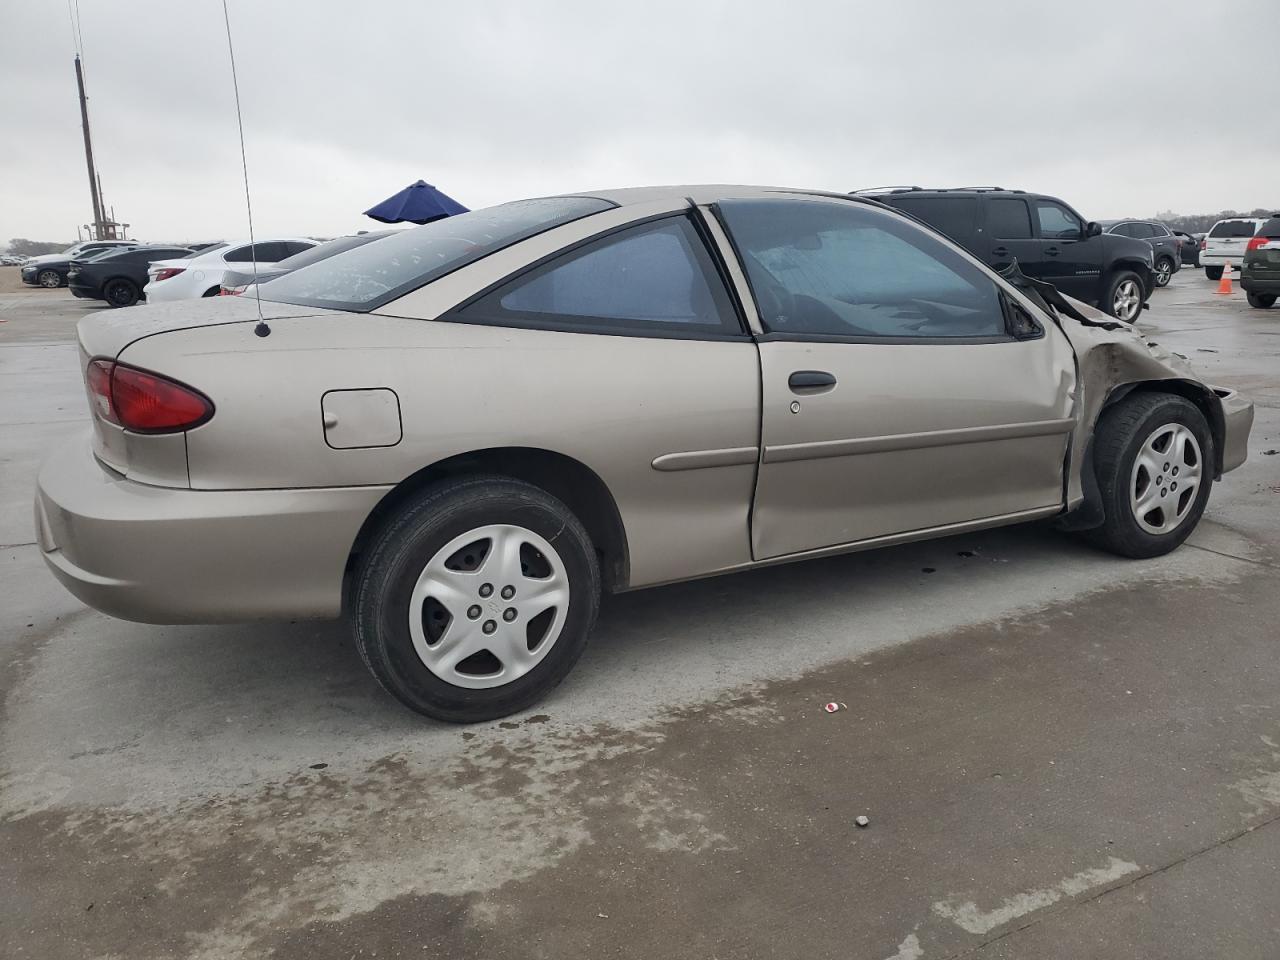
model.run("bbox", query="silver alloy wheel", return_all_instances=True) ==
[1112,278,1142,321]
[1155,260,1173,286]
[408,523,569,689]
[38,270,60,288]
[1130,422,1203,535]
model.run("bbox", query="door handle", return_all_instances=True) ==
[788,370,837,393]
[1045,247,1061,256]
[992,246,1009,257]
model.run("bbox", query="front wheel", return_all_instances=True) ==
[103,278,140,308]
[1153,257,1175,287]
[1246,292,1276,309]
[350,476,601,722]
[37,269,62,288]
[1105,270,1144,322]
[1205,265,1223,281]
[1087,393,1213,559]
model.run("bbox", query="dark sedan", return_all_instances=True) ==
[69,244,195,307]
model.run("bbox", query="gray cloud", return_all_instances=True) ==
[1,0,1276,243]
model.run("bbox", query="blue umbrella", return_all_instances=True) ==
[363,180,469,225]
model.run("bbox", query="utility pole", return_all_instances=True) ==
[74,55,104,239]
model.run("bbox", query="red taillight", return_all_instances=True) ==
[1246,236,1269,251]
[217,285,246,296]
[153,267,186,282]
[85,359,213,433]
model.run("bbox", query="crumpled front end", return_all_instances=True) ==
[1051,297,1253,520]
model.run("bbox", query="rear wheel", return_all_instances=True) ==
[350,476,600,722]
[1105,270,1144,322]
[202,286,221,297]
[1246,292,1276,309]
[103,278,140,308]
[1205,265,1223,281]
[1154,256,1175,287]
[1086,393,1213,559]
[37,269,62,288]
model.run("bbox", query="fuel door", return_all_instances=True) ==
[321,388,402,449]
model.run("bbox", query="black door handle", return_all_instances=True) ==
[1045,247,1061,256]
[788,370,837,393]
[992,246,1009,257]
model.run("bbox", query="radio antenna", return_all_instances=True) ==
[220,0,270,337]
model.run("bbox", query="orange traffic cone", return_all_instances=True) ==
[1215,261,1234,295]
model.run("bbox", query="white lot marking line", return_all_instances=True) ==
[931,856,1139,936]
[881,930,924,960]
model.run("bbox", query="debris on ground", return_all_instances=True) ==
[855,816,870,828]
[1263,449,1278,456]
[824,702,848,713]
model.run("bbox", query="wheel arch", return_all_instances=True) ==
[1060,378,1226,532]
[344,446,631,601]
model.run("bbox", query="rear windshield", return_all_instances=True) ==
[271,232,392,272]
[261,197,617,312]
[1258,218,1280,238]
[1209,220,1258,238]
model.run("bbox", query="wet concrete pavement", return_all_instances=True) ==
[2,269,1279,958]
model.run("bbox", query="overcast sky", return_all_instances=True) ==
[1,0,1277,244]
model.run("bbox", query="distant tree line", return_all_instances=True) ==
[5,239,72,256]
[1150,208,1278,234]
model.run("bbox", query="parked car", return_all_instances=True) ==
[1240,215,1280,309]
[68,244,196,307]
[1100,220,1181,287]
[218,230,397,296]
[20,239,139,288]
[143,238,319,302]
[1172,230,1202,267]
[867,188,1155,323]
[35,186,1253,722]
[1,254,31,266]
[1200,218,1265,280]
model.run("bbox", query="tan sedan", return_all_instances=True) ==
[34,186,1254,721]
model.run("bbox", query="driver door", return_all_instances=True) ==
[714,197,1077,560]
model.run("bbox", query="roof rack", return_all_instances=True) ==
[851,186,922,195]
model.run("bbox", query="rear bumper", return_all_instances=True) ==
[34,436,390,623]
[1215,387,1254,475]
[1201,254,1243,267]
[1240,275,1280,293]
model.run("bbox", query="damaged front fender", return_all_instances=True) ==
[1051,298,1253,529]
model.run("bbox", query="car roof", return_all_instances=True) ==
[562,184,862,207]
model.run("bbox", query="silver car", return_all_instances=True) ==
[35,186,1254,722]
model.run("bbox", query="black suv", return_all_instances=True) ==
[1099,220,1181,287]
[863,188,1155,323]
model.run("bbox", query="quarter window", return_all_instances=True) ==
[717,198,1006,340]
[462,216,739,337]
[987,198,1033,239]
[1035,202,1083,240]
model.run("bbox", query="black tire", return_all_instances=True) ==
[37,269,63,288]
[1086,393,1214,559]
[1153,256,1175,287]
[350,476,601,723]
[1205,265,1223,281]
[103,278,140,308]
[1246,292,1276,309]
[1103,270,1144,323]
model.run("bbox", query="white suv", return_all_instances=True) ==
[145,238,318,302]
[1201,218,1264,280]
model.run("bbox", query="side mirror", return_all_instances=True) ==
[1086,221,1103,238]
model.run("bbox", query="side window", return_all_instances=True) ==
[1147,223,1170,237]
[226,242,284,262]
[717,198,1007,340]
[886,197,978,244]
[461,216,739,337]
[987,198,1033,239]
[282,241,315,257]
[1035,202,1083,240]
[223,245,255,263]
[1111,223,1136,238]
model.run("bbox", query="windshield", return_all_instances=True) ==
[1209,221,1258,238]
[271,232,395,273]
[260,197,616,312]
